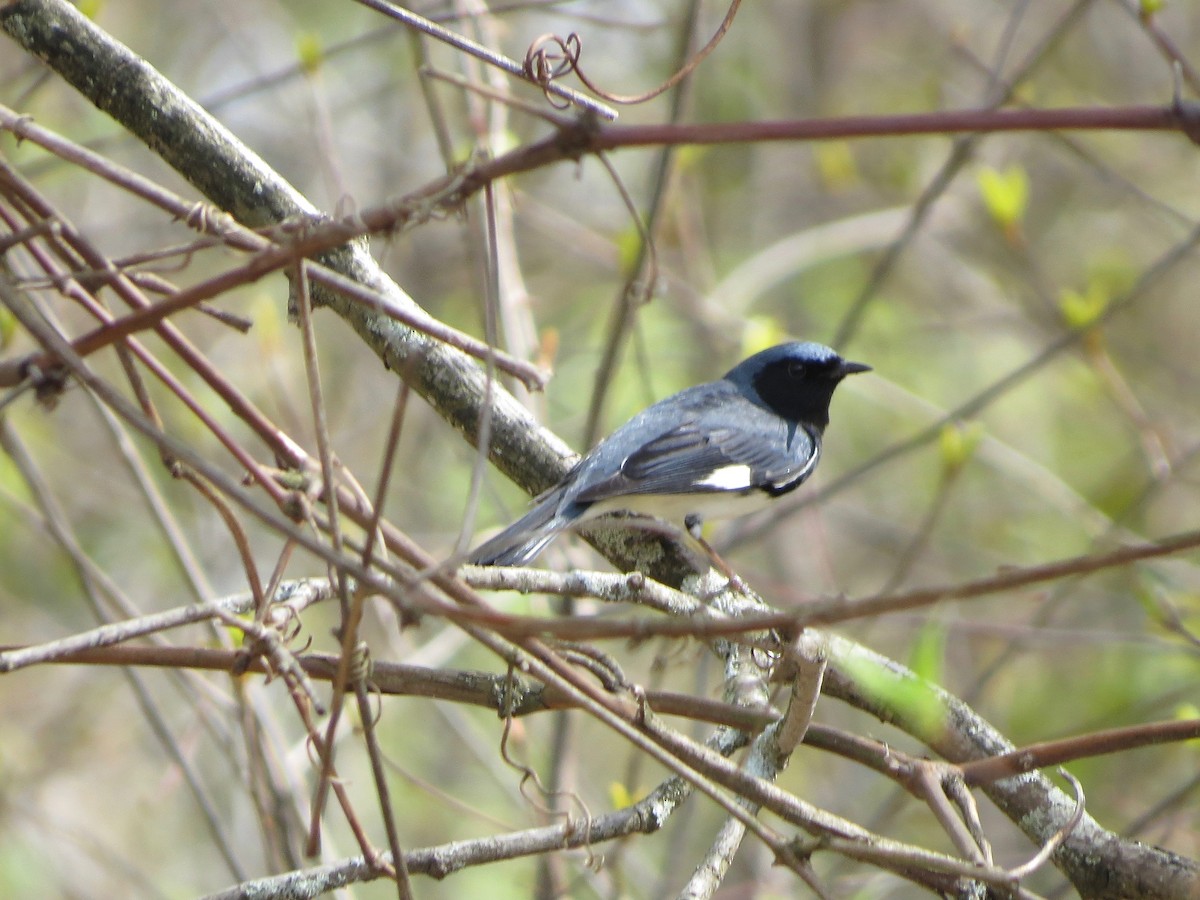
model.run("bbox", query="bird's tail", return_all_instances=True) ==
[467,489,570,566]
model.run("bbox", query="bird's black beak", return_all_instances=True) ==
[838,359,872,377]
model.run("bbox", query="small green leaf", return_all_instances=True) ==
[77,0,103,19]
[939,421,984,471]
[1059,282,1109,330]
[814,141,859,191]
[1173,705,1200,747]
[608,780,648,807]
[615,226,644,277]
[1140,0,1166,16]
[908,620,946,686]
[295,32,324,74]
[741,315,788,358]
[608,782,633,809]
[674,144,708,173]
[0,307,15,350]
[977,165,1029,230]
[223,617,252,648]
[841,646,947,737]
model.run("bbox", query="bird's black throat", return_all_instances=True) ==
[751,359,843,430]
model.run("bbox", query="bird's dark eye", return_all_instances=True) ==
[786,361,807,379]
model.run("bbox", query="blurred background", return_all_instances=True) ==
[2,0,1200,896]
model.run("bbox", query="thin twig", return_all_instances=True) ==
[960,719,1200,786]
[351,0,617,120]
[0,580,330,672]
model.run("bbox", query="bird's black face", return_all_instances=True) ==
[751,351,869,428]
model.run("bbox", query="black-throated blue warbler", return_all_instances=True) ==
[469,341,869,567]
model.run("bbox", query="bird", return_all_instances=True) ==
[468,341,870,567]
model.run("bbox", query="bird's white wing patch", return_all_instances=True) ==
[696,464,754,491]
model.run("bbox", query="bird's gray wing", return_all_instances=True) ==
[574,419,813,501]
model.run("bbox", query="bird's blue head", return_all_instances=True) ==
[724,342,870,428]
